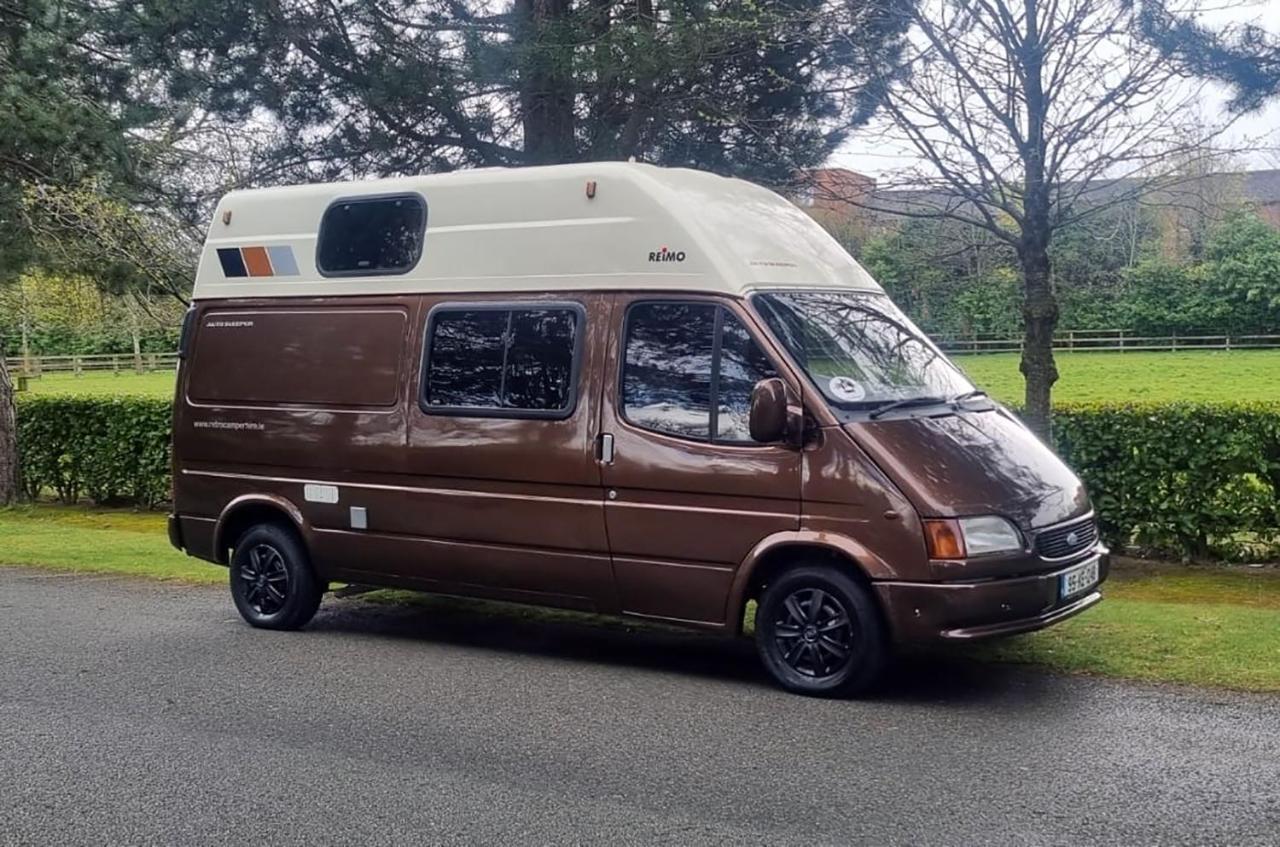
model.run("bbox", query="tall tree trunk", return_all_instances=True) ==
[0,356,18,505]
[1018,0,1057,439]
[1018,236,1058,438]
[616,0,656,158]
[129,300,144,374]
[516,0,577,164]
[20,316,30,374]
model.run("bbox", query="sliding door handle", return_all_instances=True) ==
[599,432,615,464]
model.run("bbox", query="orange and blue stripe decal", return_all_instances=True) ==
[216,245,300,278]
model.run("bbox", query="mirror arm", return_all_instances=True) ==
[782,381,806,449]
[783,404,805,449]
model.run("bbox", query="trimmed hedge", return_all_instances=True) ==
[12,396,1280,560]
[1053,403,1280,561]
[16,396,172,508]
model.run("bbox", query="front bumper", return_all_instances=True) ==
[873,547,1109,644]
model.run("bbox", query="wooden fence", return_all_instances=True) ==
[4,352,180,378]
[5,329,1280,378]
[936,329,1280,354]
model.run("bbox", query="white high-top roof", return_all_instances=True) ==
[192,161,883,300]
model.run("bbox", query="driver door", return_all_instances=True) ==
[598,294,803,627]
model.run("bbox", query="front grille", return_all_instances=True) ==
[1035,517,1098,559]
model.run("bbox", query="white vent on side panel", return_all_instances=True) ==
[304,484,339,504]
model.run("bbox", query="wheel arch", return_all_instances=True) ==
[213,494,308,565]
[726,531,894,636]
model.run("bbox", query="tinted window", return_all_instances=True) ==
[423,307,579,415]
[717,312,777,441]
[623,303,715,439]
[317,195,426,275]
[424,311,507,408]
[505,310,577,410]
[622,303,776,443]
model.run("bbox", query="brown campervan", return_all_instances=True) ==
[168,163,1107,696]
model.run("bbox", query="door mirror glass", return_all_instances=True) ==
[749,378,789,443]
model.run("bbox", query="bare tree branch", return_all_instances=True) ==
[822,0,1244,434]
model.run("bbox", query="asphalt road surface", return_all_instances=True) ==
[2,566,1278,846]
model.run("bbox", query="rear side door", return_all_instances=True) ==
[599,295,802,627]
[330,292,614,612]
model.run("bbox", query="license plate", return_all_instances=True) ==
[1060,557,1100,600]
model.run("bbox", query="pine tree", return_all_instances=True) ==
[111,0,914,184]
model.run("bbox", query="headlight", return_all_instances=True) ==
[924,516,1023,558]
[960,516,1023,555]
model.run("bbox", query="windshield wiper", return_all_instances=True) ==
[950,389,988,404]
[868,395,949,419]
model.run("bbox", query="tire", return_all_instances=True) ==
[228,523,323,630]
[754,564,887,697]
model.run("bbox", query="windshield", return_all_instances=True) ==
[752,290,975,410]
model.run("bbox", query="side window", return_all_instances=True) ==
[317,194,426,276]
[424,310,507,408]
[622,302,777,444]
[716,312,778,441]
[422,306,580,417]
[623,303,716,439]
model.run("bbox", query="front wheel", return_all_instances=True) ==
[229,523,322,630]
[754,564,887,697]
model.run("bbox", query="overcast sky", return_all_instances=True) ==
[831,0,1280,177]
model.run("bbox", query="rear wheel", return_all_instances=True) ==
[754,564,887,697]
[229,523,322,630]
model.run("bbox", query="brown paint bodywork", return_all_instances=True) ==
[849,410,1091,532]
[171,289,1107,644]
[597,294,803,625]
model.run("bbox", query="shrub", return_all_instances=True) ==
[12,395,1280,560]
[1052,403,1280,561]
[15,396,171,508]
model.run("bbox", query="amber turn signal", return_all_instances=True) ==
[924,519,966,559]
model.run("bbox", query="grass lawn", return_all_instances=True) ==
[963,563,1280,692]
[4,503,1280,692]
[0,504,220,584]
[16,349,1280,405]
[955,349,1280,404]
[18,369,176,399]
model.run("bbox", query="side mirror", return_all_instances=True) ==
[749,378,801,446]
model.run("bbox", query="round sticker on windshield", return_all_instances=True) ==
[828,376,866,402]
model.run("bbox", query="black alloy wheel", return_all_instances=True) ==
[754,564,887,697]
[229,523,323,630]
[238,543,290,616]
[771,587,856,679]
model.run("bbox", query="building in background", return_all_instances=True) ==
[794,167,1280,260]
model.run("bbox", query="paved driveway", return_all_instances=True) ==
[1,566,1277,846]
